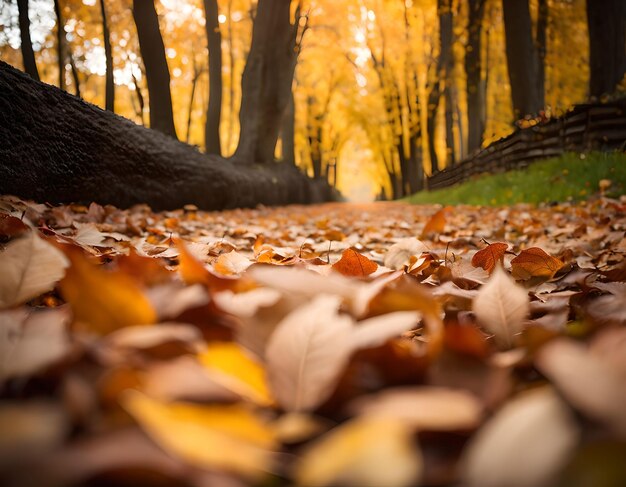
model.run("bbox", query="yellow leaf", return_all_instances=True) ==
[123,391,277,477]
[58,246,156,334]
[198,342,273,406]
[295,417,421,487]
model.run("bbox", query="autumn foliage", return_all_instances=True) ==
[1,195,625,487]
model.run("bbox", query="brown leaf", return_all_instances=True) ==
[471,242,508,273]
[421,206,451,238]
[511,247,563,280]
[332,248,378,277]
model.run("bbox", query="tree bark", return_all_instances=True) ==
[132,0,178,139]
[536,0,548,104]
[281,90,296,165]
[502,0,544,119]
[466,0,486,154]
[0,61,334,210]
[203,0,222,155]
[53,0,65,90]
[586,0,626,98]
[17,0,39,81]
[100,0,115,112]
[234,0,299,163]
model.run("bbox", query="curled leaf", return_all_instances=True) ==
[332,248,378,277]
[511,247,563,281]
[471,242,508,273]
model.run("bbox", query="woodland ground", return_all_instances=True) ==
[1,193,625,487]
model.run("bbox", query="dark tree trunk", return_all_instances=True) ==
[203,0,222,155]
[466,0,486,153]
[441,0,455,167]
[502,0,544,119]
[53,0,65,90]
[281,90,295,165]
[234,0,299,163]
[0,61,334,210]
[17,0,39,81]
[100,0,115,111]
[586,0,626,98]
[536,0,548,103]
[132,0,178,139]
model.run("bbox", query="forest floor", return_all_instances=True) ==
[1,194,626,487]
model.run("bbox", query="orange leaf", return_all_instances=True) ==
[421,207,451,238]
[58,245,156,334]
[332,248,378,277]
[511,247,564,280]
[471,243,509,273]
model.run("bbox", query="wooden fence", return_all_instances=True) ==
[426,98,626,191]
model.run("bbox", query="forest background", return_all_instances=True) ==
[0,0,615,201]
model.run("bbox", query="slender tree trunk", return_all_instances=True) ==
[185,58,201,144]
[281,90,295,165]
[466,0,486,153]
[100,0,114,111]
[234,0,299,163]
[586,0,626,98]
[226,0,236,155]
[203,0,222,155]
[502,0,544,119]
[69,53,80,96]
[536,0,548,104]
[53,0,65,90]
[441,0,455,167]
[17,0,39,81]
[132,0,178,139]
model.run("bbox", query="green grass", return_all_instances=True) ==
[406,152,626,206]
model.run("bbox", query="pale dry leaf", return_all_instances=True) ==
[351,311,420,350]
[295,417,422,487]
[102,322,203,352]
[213,288,283,318]
[0,307,71,382]
[214,251,253,276]
[72,223,107,247]
[383,238,429,270]
[472,266,529,348]
[147,283,210,320]
[266,294,354,412]
[461,387,579,487]
[536,337,626,436]
[0,232,69,308]
[351,386,483,431]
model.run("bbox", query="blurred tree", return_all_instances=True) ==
[586,0,626,98]
[99,0,114,111]
[466,0,486,153]
[234,0,304,163]
[203,0,222,155]
[132,0,178,139]
[502,0,543,119]
[16,0,39,81]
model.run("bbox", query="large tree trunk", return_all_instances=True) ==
[100,0,115,112]
[17,0,39,81]
[281,90,296,165]
[586,0,626,98]
[502,0,544,120]
[0,62,334,210]
[132,0,178,139]
[203,0,222,155]
[234,0,298,163]
[466,0,486,154]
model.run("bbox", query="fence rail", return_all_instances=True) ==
[426,98,626,191]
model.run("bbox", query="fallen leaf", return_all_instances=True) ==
[332,248,378,277]
[352,386,483,431]
[0,307,70,382]
[472,266,529,348]
[421,206,450,238]
[266,294,354,412]
[58,245,156,334]
[214,251,253,276]
[0,213,29,238]
[0,232,69,308]
[383,238,429,270]
[123,391,277,477]
[511,247,563,280]
[295,417,422,487]
[461,387,579,487]
[351,311,420,350]
[471,242,508,273]
[199,342,273,406]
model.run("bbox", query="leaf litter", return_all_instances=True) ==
[0,194,625,487]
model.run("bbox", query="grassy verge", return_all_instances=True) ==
[406,152,626,206]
